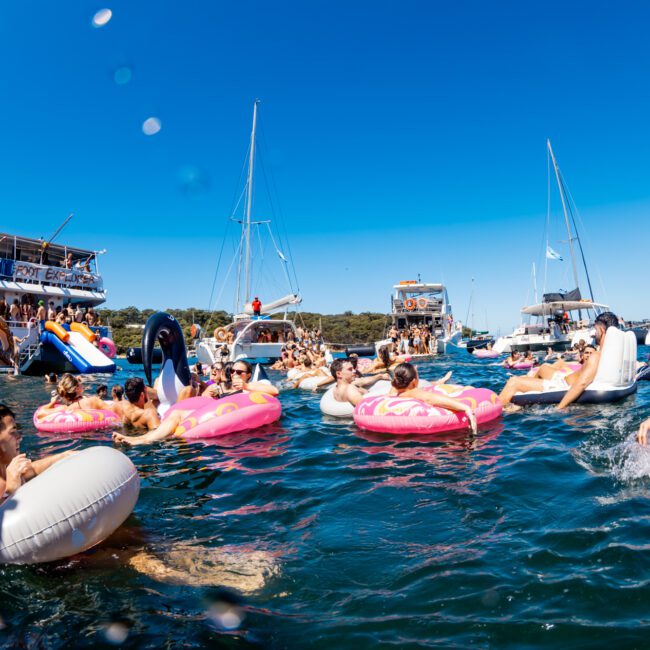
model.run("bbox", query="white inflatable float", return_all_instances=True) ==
[320,379,430,417]
[0,446,140,564]
[512,328,637,406]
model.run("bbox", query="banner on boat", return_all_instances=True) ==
[12,261,101,289]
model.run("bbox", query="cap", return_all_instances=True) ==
[38,300,44,306]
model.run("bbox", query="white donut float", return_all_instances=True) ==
[0,446,140,564]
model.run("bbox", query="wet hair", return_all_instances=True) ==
[302,356,313,368]
[124,377,146,404]
[391,363,417,390]
[95,384,108,397]
[111,385,124,400]
[222,362,234,389]
[0,404,16,426]
[595,311,619,330]
[330,357,349,380]
[57,373,81,402]
[46,372,58,383]
[378,345,391,369]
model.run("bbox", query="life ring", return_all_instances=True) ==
[353,384,502,435]
[214,327,228,342]
[98,337,117,358]
[404,298,416,311]
[33,406,121,434]
[190,323,202,339]
[164,393,282,440]
[0,446,139,564]
[416,297,428,310]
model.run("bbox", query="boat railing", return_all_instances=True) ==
[0,257,103,291]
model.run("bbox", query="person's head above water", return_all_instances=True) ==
[125,377,147,405]
[0,404,19,463]
[594,311,619,344]
[57,374,83,402]
[391,363,418,391]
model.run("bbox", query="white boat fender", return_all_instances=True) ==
[0,446,140,565]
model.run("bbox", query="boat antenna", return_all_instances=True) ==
[547,140,580,292]
[46,212,74,246]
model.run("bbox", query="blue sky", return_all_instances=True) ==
[1,1,649,333]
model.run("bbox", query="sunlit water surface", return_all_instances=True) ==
[1,349,650,648]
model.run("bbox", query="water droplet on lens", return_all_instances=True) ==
[103,621,129,644]
[207,602,244,630]
[142,117,161,136]
[92,8,112,28]
[178,165,210,198]
[113,66,132,85]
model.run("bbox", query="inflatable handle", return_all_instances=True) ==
[142,312,190,388]
[70,322,97,343]
[44,320,70,343]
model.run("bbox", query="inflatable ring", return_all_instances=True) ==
[416,297,428,310]
[98,337,117,358]
[214,326,228,342]
[165,392,282,440]
[404,298,416,311]
[353,384,502,434]
[507,361,535,370]
[0,446,140,564]
[190,323,202,339]
[473,349,499,359]
[33,406,121,434]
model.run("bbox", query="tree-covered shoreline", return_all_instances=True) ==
[98,307,392,353]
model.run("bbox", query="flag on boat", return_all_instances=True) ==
[546,246,563,261]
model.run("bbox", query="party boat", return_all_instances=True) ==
[0,232,116,375]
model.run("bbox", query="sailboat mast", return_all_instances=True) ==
[547,139,580,290]
[243,100,259,310]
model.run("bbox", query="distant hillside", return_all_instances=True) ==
[97,307,391,353]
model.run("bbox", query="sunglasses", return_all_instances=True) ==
[232,368,250,376]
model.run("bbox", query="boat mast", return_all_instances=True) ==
[241,100,259,312]
[547,139,580,291]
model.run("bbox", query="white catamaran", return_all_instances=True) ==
[195,101,301,366]
[494,140,609,354]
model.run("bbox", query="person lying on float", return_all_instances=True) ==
[0,404,74,501]
[389,363,476,434]
[40,373,115,414]
[330,358,391,406]
[112,361,277,446]
[498,312,618,410]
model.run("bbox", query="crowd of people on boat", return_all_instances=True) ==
[0,296,101,327]
[387,324,438,355]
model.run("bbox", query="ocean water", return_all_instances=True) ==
[1,349,649,648]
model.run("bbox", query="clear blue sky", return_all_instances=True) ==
[1,1,648,333]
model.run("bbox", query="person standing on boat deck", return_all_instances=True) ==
[0,404,75,501]
[47,301,55,321]
[252,296,262,317]
[36,300,46,322]
[9,300,20,323]
[498,312,619,409]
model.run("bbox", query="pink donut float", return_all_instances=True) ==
[473,349,499,359]
[353,384,502,435]
[506,361,535,370]
[164,392,282,440]
[98,337,117,359]
[33,406,121,434]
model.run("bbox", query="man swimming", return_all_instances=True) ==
[0,404,74,500]
[330,358,391,406]
[115,377,162,431]
[498,312,619,409]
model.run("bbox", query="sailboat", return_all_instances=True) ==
[494,140,609,354]
[195,101,301,365]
